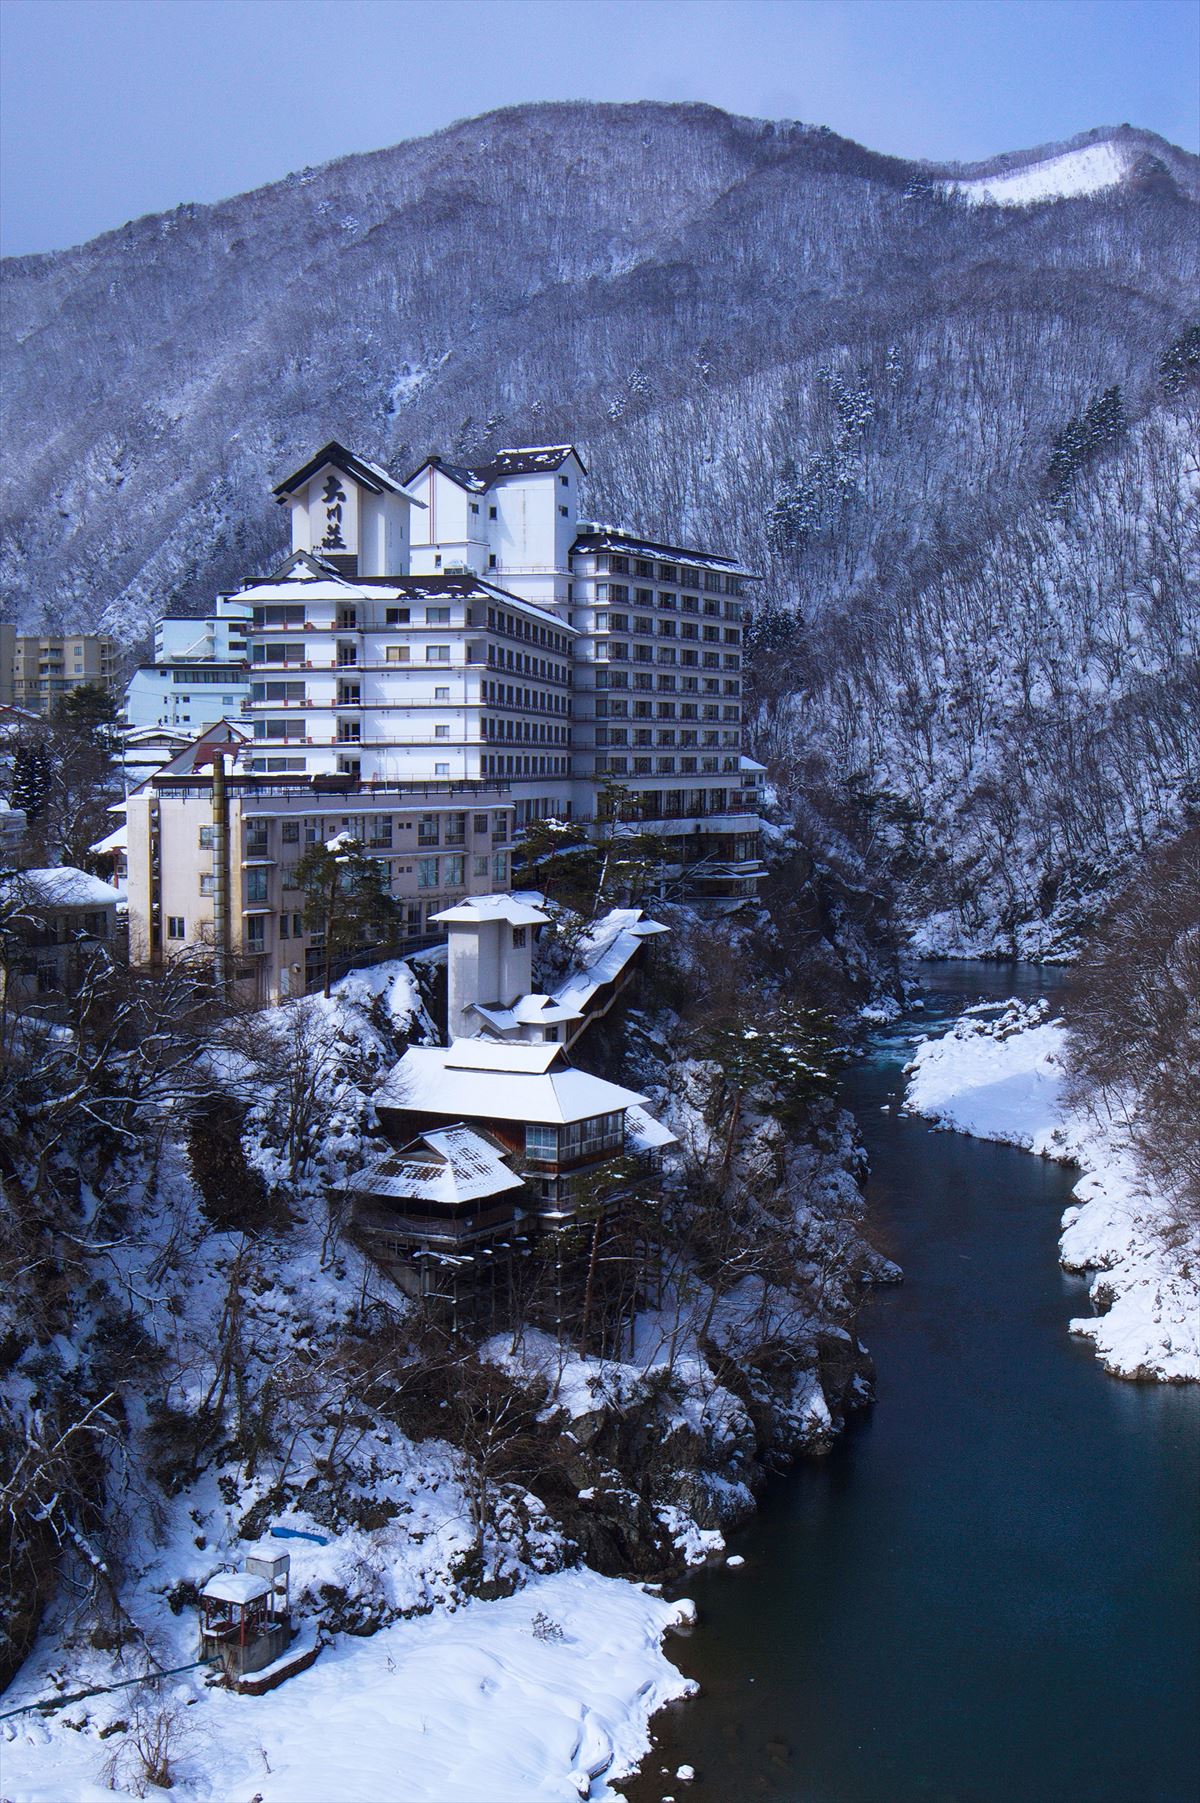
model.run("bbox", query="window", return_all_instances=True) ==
[474,854,489,877]
[488,554,497,569]
[198,825,214,849]
[281,821,300,843]
[560,475,569,487]
[559,505,568,518]
[525,1124,557,1160]
[385,607,410,626]
[426,606,450,624]
[167,916,185,940]
[489,505,498,520]
[470,502,480,515]
[426,645,450,662]
[385,645,410,663]
[418,857,438,889]
[435,724,450,739]
[245,916,267,951]
[434,761,450,775]
[444,855,464,888]
[435,686,450,701]
[245,868,269,903]
[512,926,527,949]
[493,851,507,884]
[473,814,488,833]
[200,873,217,895]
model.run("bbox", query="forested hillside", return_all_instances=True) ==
[3,101,1197,946]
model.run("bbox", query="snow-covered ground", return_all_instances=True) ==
[946,141,1129,207]
[1,1570,695,1803]
[904,1000,1200,1383]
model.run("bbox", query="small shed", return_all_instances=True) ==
[200,1562,291,1680]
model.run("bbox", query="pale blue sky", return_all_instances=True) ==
[1,0,1196,257]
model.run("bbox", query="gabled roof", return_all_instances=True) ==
[404,444,586,492]
[432,895,549,929]
[471,993,585,1033]
[272,441,407,501]
[349,1124,525,1206]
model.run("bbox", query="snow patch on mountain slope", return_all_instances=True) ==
[948,141,1130,206]
[903,1000,1200,1383]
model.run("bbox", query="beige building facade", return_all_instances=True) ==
[11,634,118,712]
[125,769,517,1003]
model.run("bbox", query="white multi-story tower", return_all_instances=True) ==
[405,447,584,613]
[245,444,577,825]
[245,439,762,887]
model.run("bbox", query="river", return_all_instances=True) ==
[623,962,1200,1803]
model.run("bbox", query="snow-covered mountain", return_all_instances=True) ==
[2,101,1197,946]
[938,123,1197,206]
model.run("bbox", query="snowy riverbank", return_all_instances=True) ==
[903,999,1200,1383]
[0,1570,695,1803]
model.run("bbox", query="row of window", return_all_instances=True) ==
[589,552,741,589]
[594,700,739,720]
[594,671,741,695]
[524,1114,625,1162]
[596,729,739,747]
[596,755,739,777]
[482,680,570,714]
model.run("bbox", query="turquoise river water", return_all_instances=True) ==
[623,962,1200,1803]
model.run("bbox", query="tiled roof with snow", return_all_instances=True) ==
[350,1125,525,1206]
[550,910,668,1019]
[2,867,123,909]
[571,525,756,577]
[406,445,585,492]
[625,1103,678,1151]
[432,895,550,928]
[272,441,407,499]
[377,1041,650,1125]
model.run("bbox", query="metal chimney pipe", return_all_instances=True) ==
[211,750,231,995]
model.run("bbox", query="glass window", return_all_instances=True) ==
[245,868,269,903]
[418,857,439,889]
[166,916,185,940]
[426,645,451,662]
[281,820,300,843]
[525,1124,558,1159]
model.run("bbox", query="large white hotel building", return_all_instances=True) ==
[125,440,763,999]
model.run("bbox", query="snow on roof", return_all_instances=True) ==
[444,1038,562,1073]
[550,909,668,1019]
[202,1570,271,1605]
[2,867,123,909]
[406,445,585,491]
[625,1103,678,1151]
[350,1124,525,1205]
[739,755,767,772]
[432,894,549,928]
[89,823,128,856]
[572,524,756,578]
[377,1043,650,1126]
[471,993,585,1032]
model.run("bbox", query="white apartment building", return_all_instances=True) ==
[124,596,252,733]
